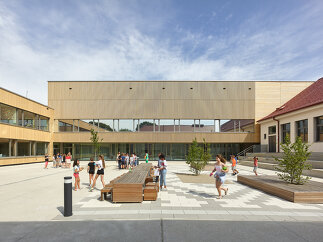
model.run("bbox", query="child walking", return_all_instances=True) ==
[87,157,96,187]
[73,159,83,191]
[210,154,229,199]
[90,155,106,191]
[253,156,258,176]
[231,155,239,175]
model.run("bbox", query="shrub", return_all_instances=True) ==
[275,135,312,184]
[186,138,211,175]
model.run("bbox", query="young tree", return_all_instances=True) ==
[275,135,312,184]
[90,128,103,158]
[186,138,211,175]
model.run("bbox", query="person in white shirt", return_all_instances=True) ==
[158,153,167,190]
[125,153,130,168]
[130,154,134,167]
[90,155,105,191]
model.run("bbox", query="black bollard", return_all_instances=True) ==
[64,176,72,217]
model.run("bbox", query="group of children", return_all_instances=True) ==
[230,155,259,176]
[116,152,140,169]
[72,155,106,191]
[210,154,259,199]
[51,152,72,168]
[43,152,72,169]
[70,152,259,193]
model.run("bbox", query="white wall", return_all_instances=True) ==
[259,103,323,152]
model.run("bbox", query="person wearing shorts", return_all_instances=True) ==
[66,153,72,168]
[121,154,126,169]
[44,154,49,169]
[253,156,258,176]
[61,154,66,168]
[73,159,83,191]
[90,155,105,191]
[210,154,229,199]
[87,157,96,187]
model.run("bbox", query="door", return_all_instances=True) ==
[269,135,276,152]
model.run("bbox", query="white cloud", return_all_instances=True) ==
[0,1,322,105]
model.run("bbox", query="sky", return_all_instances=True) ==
[0,0,323,105]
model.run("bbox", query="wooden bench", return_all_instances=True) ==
[101,184,113,201]
[144,186,158,201]
[112,163,153,203]
[100,173,127,201]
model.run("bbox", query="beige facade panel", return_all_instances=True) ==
[0,123,51,142]
[48,81,256,119]
[0,156,45,166]
[0,88,54,118]
[254,82,312,121]
[53,132,259,144]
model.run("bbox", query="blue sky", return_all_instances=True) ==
[0,0,323,105]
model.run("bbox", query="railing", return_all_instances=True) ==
[236,145,256,157]
[237,144,269,158]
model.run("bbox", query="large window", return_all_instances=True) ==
[0,103,17,125]
[57,119,256,133]
[296,119,308,142]
[315,116,323,142]
[59,121,73,132]
[0,102,50,131]
[40,116,49,131]
[281,123,290,143]
[36,142,48,155]
[0,140,9,157]
[23,111,35,128]
[17,141,30,156]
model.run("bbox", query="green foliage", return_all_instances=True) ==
[136,121,154,131]
[186,138,211,175]
[119,128,132,132]
[90,128,103,158]
[275,135,312,185]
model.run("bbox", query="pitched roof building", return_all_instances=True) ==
[258,77,323,153]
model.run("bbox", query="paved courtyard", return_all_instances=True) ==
[1,160,323,241]
[1,161,323,223]
[53,162,323,222]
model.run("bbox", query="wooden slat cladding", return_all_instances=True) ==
[48,81,256,119]
[238,175,323,203]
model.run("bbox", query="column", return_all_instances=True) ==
[29,142,32,156]
[9,139,12,157]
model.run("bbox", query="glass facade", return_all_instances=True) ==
[57,119,255,133]
[0,103,17,125]
[58,142,250,161]
[17,141,30,156]
[0,102,50,131]
[0,140,9,157]
[36,142,48,155]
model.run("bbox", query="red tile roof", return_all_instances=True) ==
[258,77,323,122]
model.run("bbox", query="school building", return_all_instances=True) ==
[0,80,318,165]
[258,77,323,153]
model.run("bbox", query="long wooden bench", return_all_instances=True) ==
[100,173,127,201]
[112,163,156,203]
[100,163,158,203]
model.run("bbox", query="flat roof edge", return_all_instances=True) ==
[0,87,54,110]
[47,80,314,83]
